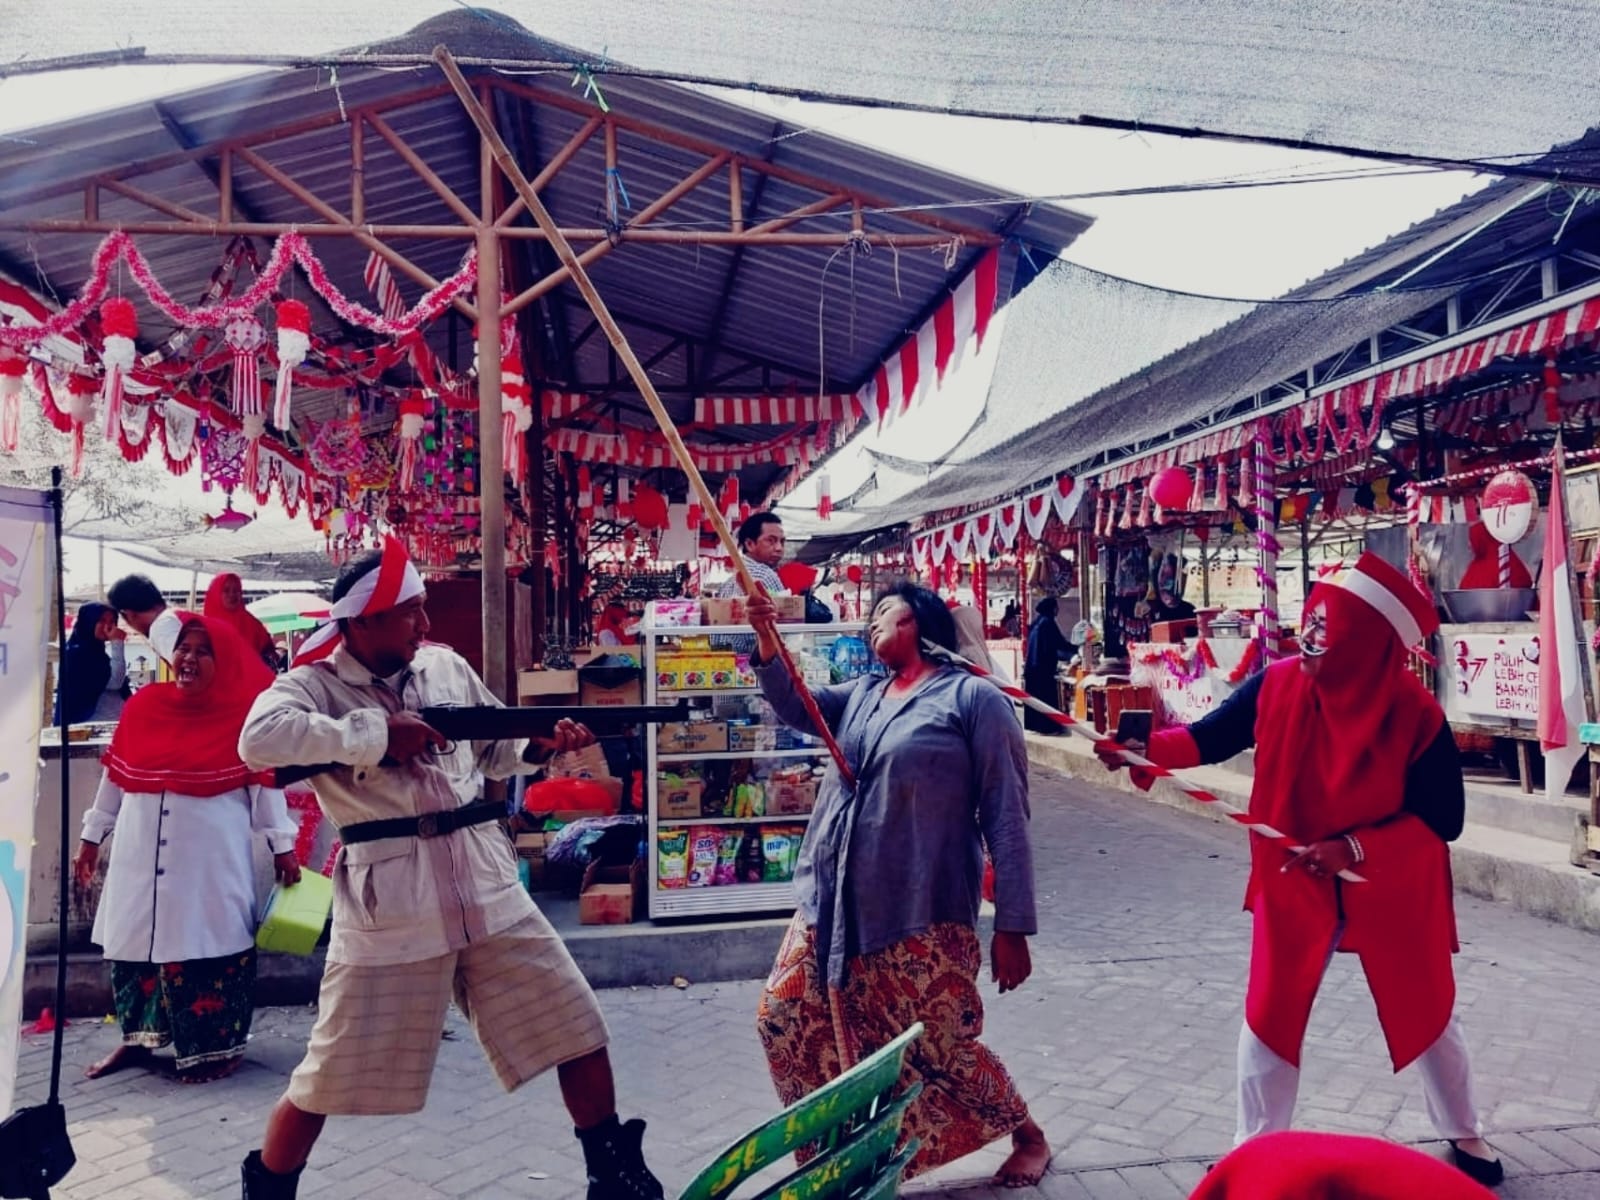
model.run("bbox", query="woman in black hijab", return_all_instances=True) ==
[1023,597,1074,734]
[56,601,129,726]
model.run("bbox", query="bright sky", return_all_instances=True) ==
[1,62,1492,548]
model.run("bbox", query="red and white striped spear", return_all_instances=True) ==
[923,640,1367,883]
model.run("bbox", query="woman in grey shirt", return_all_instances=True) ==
[747,584,1049,1188]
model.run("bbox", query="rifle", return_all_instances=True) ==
[271,701,692,788]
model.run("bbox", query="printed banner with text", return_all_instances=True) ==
[0,487,52,1118]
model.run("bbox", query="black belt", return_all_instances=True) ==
[339,801,507,845]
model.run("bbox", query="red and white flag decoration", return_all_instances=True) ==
[1539,441,1588,803]
[872,247,1000,428]
[694,394,859,425]
[363,252,407,323]
[501,349,532,485]
[816,473,833,520]
[0,347,24,452]
[913,476,1082,570]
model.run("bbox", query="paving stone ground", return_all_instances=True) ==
[15,768,1600,1198]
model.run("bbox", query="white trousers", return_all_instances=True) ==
[1234,925,1484,1145]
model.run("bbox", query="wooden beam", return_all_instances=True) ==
[98,178,214,225]
[495,115,602,229]
[477,86,509,700]
[0,81,463,213]
[233,146,477,322]
[365,109,481,229]
[494,77,1002,246]
[350,117,365,227]
[500,151,732,317]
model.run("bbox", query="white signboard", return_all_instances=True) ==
[1130,644,1235,725]
[1450,631,1541,722]
[0,487,51,1119]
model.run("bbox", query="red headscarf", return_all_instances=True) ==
[204,573,274,658]
[1190,1132,1495,1199]
[1252,580,1443,842]
[102,615,276,797]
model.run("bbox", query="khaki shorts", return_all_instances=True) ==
[285,910,609,1116]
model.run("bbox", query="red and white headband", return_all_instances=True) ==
[1324,550,1438,648]
[292,536,425,667]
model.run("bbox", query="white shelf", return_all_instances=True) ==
[658,687,760,697]
[658,814,814,826]
[658,747,824,762]
[651,880,798,916]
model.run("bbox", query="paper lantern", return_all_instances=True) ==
[845,564,864,585]
[1148,466,1194,511]
[1481,469,1537,544]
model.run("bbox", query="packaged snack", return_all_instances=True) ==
[731,781,766,819]
[686,826,721,887]
[714,829,743,886]
[762,828,796,882]
[656,829,690,889]
[738,828,766,883]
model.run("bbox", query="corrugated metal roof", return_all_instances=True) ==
[0,11,1091,505]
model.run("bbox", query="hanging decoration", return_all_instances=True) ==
[0,349,23,452]
[98,296,138,440]
[223,316,266,416]
[616,475,633,521]
[273,299,311,427]
[717,474,740,526]
[1481,469,1538,543]
[395,393,428,492]
[62,374,98,477]
[816,473,832,520]
[202,499,255,533]
[633,483,669,531]
[1148,466,1193,512]
[305,411,367,477]
[576,464,595,523]
[501,348,532,485]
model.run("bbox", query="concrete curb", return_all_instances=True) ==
[1024,731,1600,936]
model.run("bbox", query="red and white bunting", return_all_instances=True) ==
[543,389,591,420]
[912,476,1077,568]
[693,393,859,425]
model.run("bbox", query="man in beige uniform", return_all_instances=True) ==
[235,539,662,1200]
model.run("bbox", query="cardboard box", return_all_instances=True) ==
[702,596,748,626]
[578,663,644,708]
[657,721,728,754]
[769,778,817,815]
[1149,619,1198,644]
[773,595,806,623]
[518,668,579,698]
[648,599,702,628]
[515,832,553,891]
[579,859,644,924]
[728,725,777,752]
[659,777,705,819]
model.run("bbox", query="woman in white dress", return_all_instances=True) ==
[73,615,300,1083]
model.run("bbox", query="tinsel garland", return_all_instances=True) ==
[0,230,477,349]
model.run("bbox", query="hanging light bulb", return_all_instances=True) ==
[1376,427,1396,451]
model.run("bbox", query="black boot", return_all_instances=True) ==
[576,1116,664,1200]
[241,1150,303,1199]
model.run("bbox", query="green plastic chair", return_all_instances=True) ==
[678,1022,925,1200]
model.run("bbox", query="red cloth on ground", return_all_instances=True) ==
[1189,1131,1496,1199]
[1246,578,1455,1070]
[203,573,275,658]
[1458,520,1532,589]
[102,615,276,798]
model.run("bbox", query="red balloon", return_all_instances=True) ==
[1148,466,1194,511]
[632,483,669,530]
[845,564,864,585]
[777,561,819,593]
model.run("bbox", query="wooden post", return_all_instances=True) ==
[431,46,854,783]
[477,157,508,700]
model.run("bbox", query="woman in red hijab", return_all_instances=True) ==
[205,572,277,666]
[1098,553,1502,1188]
[72,616,300,1084]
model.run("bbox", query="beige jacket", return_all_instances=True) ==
[239,641,536,966]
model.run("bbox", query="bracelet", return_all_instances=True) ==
[1344,833,1365,865]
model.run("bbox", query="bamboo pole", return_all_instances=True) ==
[478,168,509,702]
[433,46,855,785]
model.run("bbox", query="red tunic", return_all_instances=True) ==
[1150,581,1459,1071]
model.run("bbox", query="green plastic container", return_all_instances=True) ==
[255,870,333,956]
